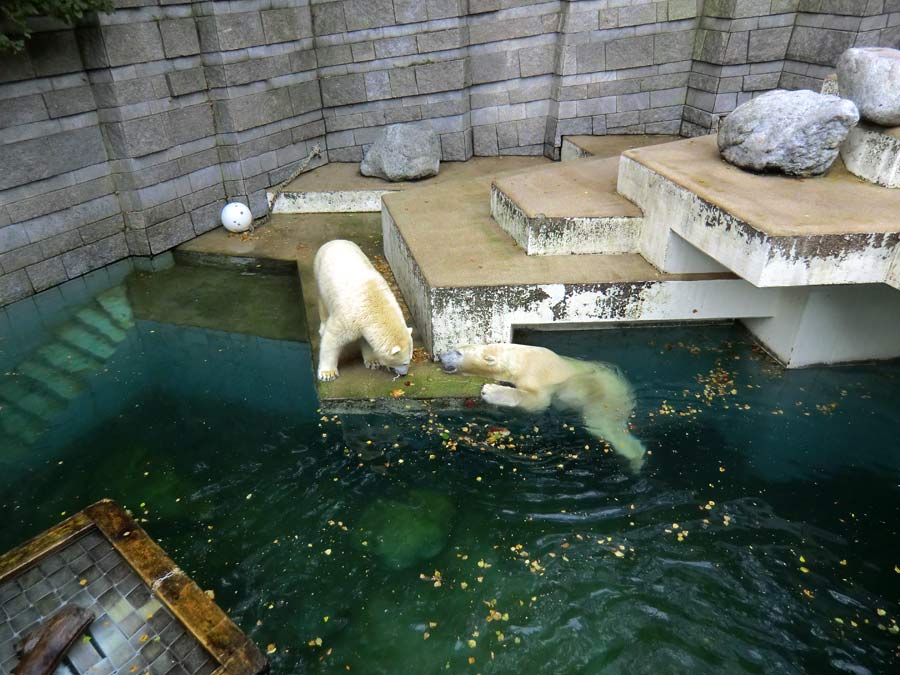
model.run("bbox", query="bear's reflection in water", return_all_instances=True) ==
[439,343,647,471]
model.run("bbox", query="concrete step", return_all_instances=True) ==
[0,378,64,422]
[0,406,42,445]
[840,123,900,188]
[268,157,549,213]
[75,306,128,343]
[490,157,643,255]
[58,325,117,361]
[17,360,83,400]
[560,134,680,161]
[36,342,103,374]
[381,171,779,355]
[95,285,135,329]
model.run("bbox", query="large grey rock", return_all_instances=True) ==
[717,90,859,177]
[837,48,900,127]
[360,124,441,182]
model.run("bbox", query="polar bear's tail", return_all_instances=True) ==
[559,361,646,472]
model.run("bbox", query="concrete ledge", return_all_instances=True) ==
[489,157,643,255]
[380,169,770,354]
[490,186,641,255]
[840,123,900,189]
[269,189,394,213]
[561,134,681,162]
[619,136,900,287]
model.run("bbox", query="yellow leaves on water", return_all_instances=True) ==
[204,589,215,600]
[79,578,87,586]
[802,589,815,599]
[308,637,323,647]
[266,644,277,655]
[477,559,491,569]
[877,608,887,617]
[799,566,810,574]
[467,639,477,648]
[423,632,430,640]
[460,581,469,589]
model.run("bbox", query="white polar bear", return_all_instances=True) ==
[439,343,646,471]
[314,240,413,381]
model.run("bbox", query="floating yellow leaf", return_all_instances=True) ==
[467,639,477,648]
[799,566,809,574]
[324,548,332,556]
[877,608,887,617]
[266,644,277,654]
[423,632,430,640]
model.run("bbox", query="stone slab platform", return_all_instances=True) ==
[178,214,486,403]
[561,134,680,161]
[382,170,779,354]
[270,157,549,213]
[490,157,642,255]
[619,135,900,287]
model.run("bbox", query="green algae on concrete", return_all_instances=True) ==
[127,262,307,342]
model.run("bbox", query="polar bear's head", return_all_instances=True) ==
[438,343,512,378]
[375,326,413,377]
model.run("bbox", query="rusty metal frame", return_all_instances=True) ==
[0,499,268,675]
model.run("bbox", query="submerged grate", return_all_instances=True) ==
[0,501,267,675]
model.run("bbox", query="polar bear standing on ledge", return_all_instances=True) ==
[314,240,413,381]
[439,343,646,471]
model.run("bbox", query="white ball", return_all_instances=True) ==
[220,202,252,233]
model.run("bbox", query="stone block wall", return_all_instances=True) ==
[1,0,899,306]
[684,0,900,134]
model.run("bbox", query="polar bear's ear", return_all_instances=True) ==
[391,345,402,355]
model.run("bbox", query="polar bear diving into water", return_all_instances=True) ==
[439,343,646,471]
[314,240,413,381]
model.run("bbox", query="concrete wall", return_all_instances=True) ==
[1,0,899,307]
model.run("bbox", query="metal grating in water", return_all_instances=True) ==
[0,530,217,675]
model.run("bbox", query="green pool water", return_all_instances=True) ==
[1,262,898,675]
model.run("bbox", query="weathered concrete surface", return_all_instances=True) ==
[360,125,441,182]
[717,90,859,176]
[381,169,778,355]
[270,157,549,213]
[743,284,900,368]
[619,135,900,287]
[177,212,485,402]
[837,47,900,127]
[840,124,900,188]
[560,135,681,162]
[490,157,642,255]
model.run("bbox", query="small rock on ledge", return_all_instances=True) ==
[837,47,900,127]
[717,90,859,177]
[360,124,441,182]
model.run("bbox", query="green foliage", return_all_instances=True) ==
[1,0,114,53]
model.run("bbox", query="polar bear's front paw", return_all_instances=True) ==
[363,358,382,370]
[481,383,519,407]
[318,368,339,381]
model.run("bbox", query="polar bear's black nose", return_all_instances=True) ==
[439,350,463,373]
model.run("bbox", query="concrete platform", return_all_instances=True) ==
[178,213,486,402]
[382,170,780,354]
[490,157,643,255]
[618,134,900,287]
[269,156,549,213]
[840,123,900,188]
[560,134,680,161]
